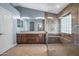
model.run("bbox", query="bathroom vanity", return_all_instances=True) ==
[17,31,46,44]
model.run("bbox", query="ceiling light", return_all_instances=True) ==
[57,5,60,8]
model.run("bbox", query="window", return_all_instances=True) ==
[60,14,72,34]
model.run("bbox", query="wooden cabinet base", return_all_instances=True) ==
[17,33,46,44]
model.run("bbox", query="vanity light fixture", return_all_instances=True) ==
[48,17,53,19]
[21,17,30,19]
[39,24,42,28]
[38,23,42,28]
[35,17,44,19]
[13,16,20,19]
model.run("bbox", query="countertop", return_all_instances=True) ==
[17,31,47,34]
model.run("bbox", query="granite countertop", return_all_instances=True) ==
[17,31,47,34]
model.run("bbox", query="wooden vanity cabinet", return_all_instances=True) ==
[17,33,46,44]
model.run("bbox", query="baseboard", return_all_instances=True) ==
[0,43,17,55]
[11,43,17,47]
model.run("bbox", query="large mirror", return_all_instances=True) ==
[24,18,45,32]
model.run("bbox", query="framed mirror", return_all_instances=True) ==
[17,19,23,28]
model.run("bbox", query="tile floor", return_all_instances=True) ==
[1,44,79,56]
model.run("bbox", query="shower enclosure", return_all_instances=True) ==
[45,10,79,55]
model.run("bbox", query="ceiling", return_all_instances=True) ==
[12,3,69,14]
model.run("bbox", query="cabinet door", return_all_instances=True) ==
[17,34,22,44]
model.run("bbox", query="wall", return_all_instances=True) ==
[16,6,44,32]
[24,19,43,31]
[16,6,59,33]
[57,3,79,44]
[0,3,20,43]
[16,6,44,17]
[0,3,20,54]
[0,3,20,16]
[0,4,22,36]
